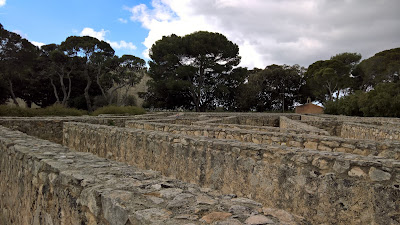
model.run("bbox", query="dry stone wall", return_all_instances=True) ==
[125,120,400,160]
[279,116,329,135]
[64,122,400,225]
[0,125,306,225]
[0,116,137,144]
[341,122,400,141]
[2,112,400,224]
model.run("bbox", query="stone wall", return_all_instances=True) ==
[64,122,400,224]
[125,120,400,160]
[0,125,305,225]
[0,116,138,144]
[279,116,329,135]
[341,122,400,141]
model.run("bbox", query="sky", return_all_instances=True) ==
[1,0,399,69]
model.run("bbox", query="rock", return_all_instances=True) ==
[159,188,183,199]
[333,160,350,173]
[174,214,199,220]
[131,208,172,223]
[229,205,251,215]
[167,193,195,209]
[231,198,262,207]
[263,207,295,224]
[348,167,366,177]
[214,218,243,225]
[196,194,217,205]
[369,167,391,181]
[200,212,232,223]
[245,215,274,224]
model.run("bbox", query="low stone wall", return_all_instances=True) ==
[341,122,400,141]
[125,120,400,160]
[64,122,400,224]
[279,116,329,135]
[0,116,139,144]
[0,125,305,225]
[219,114,301,127]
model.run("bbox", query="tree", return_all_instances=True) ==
[305,52,361,102]
[354,48,400,91]
[324,82,400,117]
[61,36,115,112]
[0,23,39,106]
[96,55,146,105]
[35,44,79,106]
[147,31,241,111]
[237,64,305,111]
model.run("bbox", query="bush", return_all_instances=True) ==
[324,83,400,117]
[0,105,34,117]
[91,105,146,116]
[0,104,87,117]
[38,104,87,116]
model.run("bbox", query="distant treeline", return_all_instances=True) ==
[1,24,399,116]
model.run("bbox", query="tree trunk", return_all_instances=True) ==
[63,72,72,107]
[8,79,19,107]
[59,68,68,106]
[50,78,60,104]
[96,65,107,101]
[84,67,93,112]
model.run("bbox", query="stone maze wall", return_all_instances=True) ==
[1,113,400,224]
[0,124,306,225]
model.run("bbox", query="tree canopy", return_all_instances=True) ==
[305,52,361,102]
[146,31,242,111]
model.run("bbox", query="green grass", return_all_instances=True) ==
[91,105,146,116]
[0,104,87,117]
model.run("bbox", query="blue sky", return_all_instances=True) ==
[1,0,400,69]
[0,0,150,59]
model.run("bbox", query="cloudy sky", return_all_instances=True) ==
[1,0,399,69]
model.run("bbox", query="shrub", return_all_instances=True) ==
[91,105,146,116]
[38,104,87,116]
[0,105,34,117]
[0,104,87,117]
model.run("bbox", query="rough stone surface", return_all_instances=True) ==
[0,125,305,225]
[64,120,400,225]
[2,112,400,225]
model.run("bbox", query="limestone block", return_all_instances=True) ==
[348,167,367,177]
[369,167,391,181]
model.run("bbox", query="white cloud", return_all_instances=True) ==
[118,18,128,24]
[79,27,137,52]
[0,0,5,7]
[80,28,107,41]
[31,41,45,48]
[128,0,400,69]
[109,40,137,50]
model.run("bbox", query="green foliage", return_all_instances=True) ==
[38,104,87,116]
[355,48,400,91]
[324,83,400,117]
[91,105,146,116]
[0,104,87,117]
[237,64,305,111]
[146,31,242,111]
[305,52,361,102]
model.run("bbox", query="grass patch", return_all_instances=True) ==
[0,104,87,117]
[91,105,146,116]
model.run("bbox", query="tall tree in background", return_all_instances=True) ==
[237,64,305,111]
[0,23,38,106]
[147,31,241,111]
[36,44,79,106]
[305,52,361,102]
[354,48,400,91]
[96,54,146,105]
[61,36,114,111]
